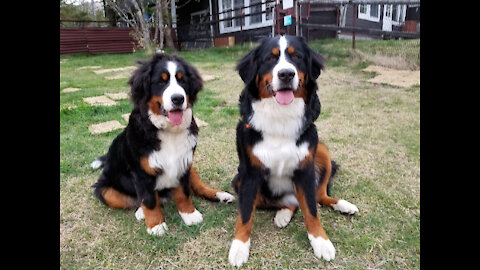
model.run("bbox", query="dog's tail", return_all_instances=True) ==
[327,160,339,196]
[90,154,108,170]
[93,180,137,209]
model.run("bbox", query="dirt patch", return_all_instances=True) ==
[88,120,125,135]
[83,96,116,106]
[77,66,102,70]
[62,87,81,93]
[362,65,420,88]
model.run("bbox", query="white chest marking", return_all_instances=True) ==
[147,116,197,191]
[250,97,308,195]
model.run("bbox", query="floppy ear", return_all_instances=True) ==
[304,40,325,80]
[236,46,259,85]
[128,59,153,113]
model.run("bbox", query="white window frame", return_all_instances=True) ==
[219,0,273,34]
[391,4,407,26]
[358,4,381,22]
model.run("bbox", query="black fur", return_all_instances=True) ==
[92,53,203,210]
[232,35,336,222]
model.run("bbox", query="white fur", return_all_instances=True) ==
[163,61,187,111]
[216,191,235,204]
[278,194,299,207]
[272,36,299,92]
[147,222,168,236]
[228,238,251,267]
[178,209,203,226]
[135,207,145,220]
[274,208,294,228]
[147,108,197,191]
[90,159,102,170]
[250,97,308,195]
[308,233,335,261]
[331,199,359,214]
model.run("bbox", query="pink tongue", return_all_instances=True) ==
[275,90,294,105]
[168,110,183,126]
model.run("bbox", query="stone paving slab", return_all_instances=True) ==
[83,96,116,106]
[62,87,81,93]
[105,92,129,100]
[88,120,125,135]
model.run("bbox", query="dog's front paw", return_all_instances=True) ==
[147,222,168,236]
[179,209,203,226]
[274,208,294,228]
[228,238,251,267]
[331,199,359,215]
[308,234,335,261]
[216,191,235,204]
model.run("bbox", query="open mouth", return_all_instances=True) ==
[265,81,294,105]
[273,88,294,105]
[160,104,184,126]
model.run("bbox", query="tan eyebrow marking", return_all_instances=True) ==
[272,47,279,56]
[177,72,183,80]
[287,46,295,54]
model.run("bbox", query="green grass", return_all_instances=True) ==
[60,38,420,269]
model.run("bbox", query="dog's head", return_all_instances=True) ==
[236,35,324,105]
[129,53,203,128]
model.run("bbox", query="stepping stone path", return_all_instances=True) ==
[83,95,117,106]
[88,120,125,135]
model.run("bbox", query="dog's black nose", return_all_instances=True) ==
[171,94,185,106]
[278,69,295,82]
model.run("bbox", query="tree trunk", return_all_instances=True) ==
[162,0,175,50]
[130,0,152,51]
[157,0,164,50]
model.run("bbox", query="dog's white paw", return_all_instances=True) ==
[331,199,359,215]
[147,222,168,236]
[179,209,203,226]
[216,192,235,204]
[228,238,251,267]
[274,208,294,228]
[308,234,335,261]
[135,207,145,220]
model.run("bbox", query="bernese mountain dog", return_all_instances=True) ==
[228,35,359,267]
[91,53,235,236]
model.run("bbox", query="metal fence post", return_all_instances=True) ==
[352,3,357,50]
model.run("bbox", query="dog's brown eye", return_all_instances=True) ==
[176,72,183,81]
[161,73,168,81]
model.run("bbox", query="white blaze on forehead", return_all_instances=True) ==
[163,61,187,111]
[272,36,299,91]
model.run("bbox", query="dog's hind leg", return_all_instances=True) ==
[315,142,358,215]
[189,166,235,204]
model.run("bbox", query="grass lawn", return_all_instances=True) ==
[60,38,420,269]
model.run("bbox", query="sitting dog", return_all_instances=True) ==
[228,35,359,267]
[91,53,235,236]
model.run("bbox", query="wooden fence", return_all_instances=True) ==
[60,28,136,55]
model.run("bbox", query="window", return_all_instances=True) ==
[358,4,381,22]
[392,4,406,25]
[219,0,274,34]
